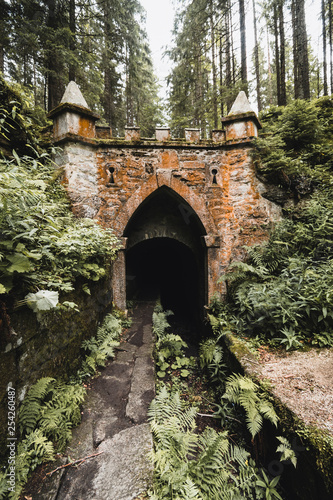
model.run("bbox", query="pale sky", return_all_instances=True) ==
[140,0,175,100]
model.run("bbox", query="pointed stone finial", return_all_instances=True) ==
[60,81,89,109]
[228,91,254,115]
[48,81,100,142]
[221,91,261,141]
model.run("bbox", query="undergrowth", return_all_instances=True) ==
[0,311,126,499]
[0,76,120,345]
[149,305,293,500]
[218,97,333,350]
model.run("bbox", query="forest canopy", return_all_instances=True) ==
[0,0,332,136]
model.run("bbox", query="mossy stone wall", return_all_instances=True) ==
[0,275,112,462]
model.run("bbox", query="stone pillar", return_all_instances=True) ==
[221,91,262,141]
[203,235,222,303]
[211,130,225,143]
[155,127,171,142]
[125,126,141,141]
[112,238,128,311]
[185,128,200,143]
[48,81,100,142]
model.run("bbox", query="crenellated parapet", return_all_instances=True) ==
[48,82,260,146]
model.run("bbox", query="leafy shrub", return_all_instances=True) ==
[152,304,190,378]
[254,97,333,195]
[226,98,333,349]
[223,374,278,439]
[0,151,119,299]
[0,377,86,499]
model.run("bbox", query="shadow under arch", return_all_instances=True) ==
[123,186,207,327]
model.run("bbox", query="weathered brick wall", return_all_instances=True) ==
[55,138,281,307]
[50,85,281,309]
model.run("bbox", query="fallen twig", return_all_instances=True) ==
[46,452,104,476]
[197,412,242,424]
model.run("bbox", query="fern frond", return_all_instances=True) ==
[0,472,8,499]
[258,400,278,427]
[223,374,278,438]
[19,377,56,435]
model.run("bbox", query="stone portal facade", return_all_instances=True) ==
[49,82,281,310]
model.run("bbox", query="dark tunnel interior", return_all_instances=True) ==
[124,187,207,335]
[126,238,202,326]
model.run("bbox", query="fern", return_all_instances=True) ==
[223,374,278,438]
[148,386,269,500]
[19,377,56,434]
[1,313,125,498]
[152,309,173,338]
[156,333,188,364]
[0,472,8,499]
[199,338,218,368]
[4,430,56,499]
[276,436,297,468]
[79,313,122,379]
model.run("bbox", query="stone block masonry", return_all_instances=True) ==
[50,83,282,310]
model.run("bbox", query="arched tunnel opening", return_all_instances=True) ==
[124,186,207,337]
[126,237,200,320]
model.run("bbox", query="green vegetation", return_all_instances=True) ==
[75,312,128,382]
[0,150,118,296]
[152,304,194,380]
[0,77,119,342]
[215,97,333,349]
[0,77,125,499]
[1,1,163,135]
[149,305,291,500]
[0,311,124,499]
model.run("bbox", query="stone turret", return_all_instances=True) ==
[221,91,262,141]
[48,81,100,142]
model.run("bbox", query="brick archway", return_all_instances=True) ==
[112,175,221,310]
[113,172,218,238]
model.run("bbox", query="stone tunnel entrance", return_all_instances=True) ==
[123,187,207,325]
[49,83,282,313]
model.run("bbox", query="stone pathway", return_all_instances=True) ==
[36,302,155,500]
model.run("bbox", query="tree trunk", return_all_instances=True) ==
[252,0,262,111]
[291,0,300,98]
[239,0,247,86]
[229,0,236,88]
[274,3,281,105]
[219,29,224,117]
[103,6,113,127]
[225,0,233,110]
[0,0,8,74]
[210,0,218,128]
[0,44,4,75]
[322,0,328,95]
[46,2,65,110]
[299,0,310,98]
[329,0,333,94]
[69,0,76,82]
[292,0,310,99]
[267,27,273,105]
[278,0,287,105]
[195,49,201,126]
